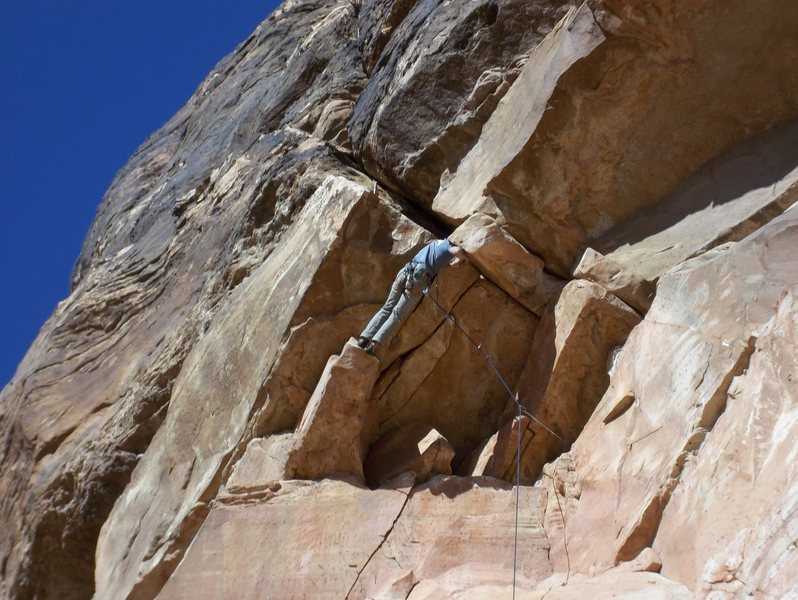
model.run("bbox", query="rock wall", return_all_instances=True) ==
[1,0,798,598]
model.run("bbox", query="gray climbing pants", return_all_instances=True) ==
[360,263,426,345]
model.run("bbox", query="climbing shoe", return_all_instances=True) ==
[364,341,379,356]
[356,336,370,349]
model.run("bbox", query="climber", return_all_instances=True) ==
[357,238,468,356]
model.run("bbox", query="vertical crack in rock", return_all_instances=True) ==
[377,319,455,428]
[344,486,413,599]
[614,336,758,563]
[5,0,798,596]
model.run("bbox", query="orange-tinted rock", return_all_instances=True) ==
[374,278,539,459]
[574,119,798,313]
[653,289,798,596]
[467,280,639,483]
[526,571,690,600]
[94,177,429,600]
[224,434,293,492]
[351,0,575,203]
[349,476,552,599]
[4,0,798,597]
[460,414,530,480]
[434,1,798,275]
[156,477,412,600]
[450,213,564,316]
[285,340,380,481]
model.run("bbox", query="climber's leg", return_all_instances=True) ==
[360,266,409,342]
[370,281,424,346]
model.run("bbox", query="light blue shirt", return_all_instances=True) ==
[413,239,454,277]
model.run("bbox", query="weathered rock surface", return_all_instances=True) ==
[348,476,551,599]
[433,2,604,237]
[434,0,798,275]
[156,477,413,600]
[224,434,293,492]
[575,117,798,312]
[654,288,798,596]
[407,570,690,600]
[3,0,798,598]
[364,423,455,488]
[450,213,564,316]
[466,279,640,483]
[285,340,380,481]
[350,0,575,203]
[374,278,539,459]
[92,175,430,600]
[553,207,798,593]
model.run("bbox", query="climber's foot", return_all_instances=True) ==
[356,336,370,349]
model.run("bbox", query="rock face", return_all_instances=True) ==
[285,340,380,481]
[554,207,798,596]
[2,0,798,599]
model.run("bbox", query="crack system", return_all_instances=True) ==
[344,487,414,599]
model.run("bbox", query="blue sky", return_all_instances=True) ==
[0,2,282,387]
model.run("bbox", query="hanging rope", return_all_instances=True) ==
[423,283,565,443]
[422,282,570,597]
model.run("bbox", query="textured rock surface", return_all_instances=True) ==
[434,0,798,275]
[554,207,798,593]
[156,477,412,600]
[350,0,575,203]
[466,280,640,483]
[574,117,798,312]
[654,289,798,596]
[450,213,564,316]
[348,476,551,599]
[285,340,380,481]
[2,0,798,598]
[373,278,539,459]
[407,570,691,600]
[364,423,455,488]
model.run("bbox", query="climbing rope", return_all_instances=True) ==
[423,283,565,443]
[422,282,570,598]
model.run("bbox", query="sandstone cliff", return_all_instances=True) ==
[2,0,798,598]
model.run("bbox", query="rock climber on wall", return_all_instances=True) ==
[357,238,468,356]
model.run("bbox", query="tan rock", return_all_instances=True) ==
[375,279,539,458]
[434,1,798,275]
[574,119,798,312]
[285,340,380,481]
[653,289,798,597]
[530,571,691,600]
[432,3,605,265]
[225,434,293,492]
[380,261,480,365]
[467,280,640,483]
[407,571,690,599]
[238,303,378,443]
[537,453,582,575]
[94,177,428,600]
[349,476,552,599]
[351,0,575,202]
[460,414,530,479]
[6,0,798,596]
[559,207,798,589]
[156,477,412,600]
[450,213,564,316]
[364,423,455,488]
[610,547,662,575]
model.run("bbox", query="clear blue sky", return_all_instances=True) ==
[0,2,282,387]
